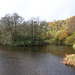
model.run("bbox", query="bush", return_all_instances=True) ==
[50,30,65,44]
[50,38,57,43]
[73,44,75,49]
[0,34,12,45]
[12,35,46,46]
[65,36,75,45]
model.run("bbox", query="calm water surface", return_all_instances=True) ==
[0,45,75,75]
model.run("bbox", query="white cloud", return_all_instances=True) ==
[0,0,74,21]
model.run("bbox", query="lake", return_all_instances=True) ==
[0,45,75,75]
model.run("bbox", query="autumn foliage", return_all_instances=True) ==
[0,13,75,46]
[66,16,75,34]
[58,30,67,40]
[48,17,75,45]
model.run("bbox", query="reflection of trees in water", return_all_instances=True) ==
[46,45,75,56]
[0,45,75,57]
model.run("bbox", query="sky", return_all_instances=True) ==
[0,0,75,21]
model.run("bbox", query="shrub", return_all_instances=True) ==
[12,35,45,46]
[65,36,75,45]
[50,30,65,44]
[0,33,12,45]
[73,44,75,49]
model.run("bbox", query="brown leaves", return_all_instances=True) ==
[63,54,75,66]
[58,30,68,40]
[66,16,75,34]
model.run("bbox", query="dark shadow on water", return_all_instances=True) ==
[0,45,75,57]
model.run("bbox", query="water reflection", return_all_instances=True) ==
[0,45,75,75]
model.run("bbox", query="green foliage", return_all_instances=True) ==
[0,13,75,46]
[0,32,12,45]
[73,44,75,49]
[0,13,49,46]
[12,34,46,46]
[65,35,75,45]
[2,32,46,47]
[50,30,65,44]
[55,30,61,38]
[50,38,57,43]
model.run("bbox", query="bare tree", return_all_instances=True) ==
[1,13,24,41]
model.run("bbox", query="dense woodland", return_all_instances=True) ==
[0,13,75,46]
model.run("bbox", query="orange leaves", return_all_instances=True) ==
[49,22,55,26]
[58,30,68,40]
